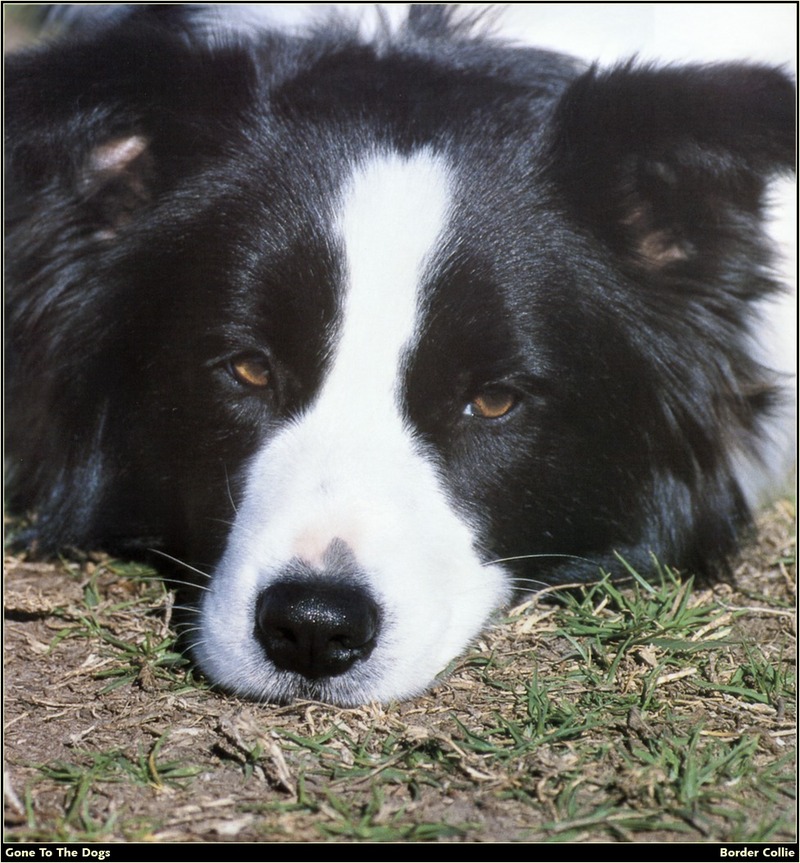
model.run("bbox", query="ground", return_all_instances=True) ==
[3,501,796,844]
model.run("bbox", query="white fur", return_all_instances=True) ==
[194,4,797,74]
[730,175,797,507]
[195,152,510,703]
[192,3,410,41]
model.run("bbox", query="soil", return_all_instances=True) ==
[3,501,796,844]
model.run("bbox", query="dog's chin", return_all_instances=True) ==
[194,647,432,707]
[243,666,422,709]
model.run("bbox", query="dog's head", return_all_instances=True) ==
[5,7,794,704]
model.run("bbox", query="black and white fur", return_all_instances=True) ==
[5,5,795,705]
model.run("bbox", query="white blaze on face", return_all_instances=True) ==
[328,152,450,425]
[196,151,510,704]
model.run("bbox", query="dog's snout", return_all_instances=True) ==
[255,579,380,679]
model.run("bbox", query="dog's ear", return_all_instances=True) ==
[5,19,255,240]
[546,63,795,275]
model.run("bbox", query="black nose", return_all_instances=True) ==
[255,579,381,679]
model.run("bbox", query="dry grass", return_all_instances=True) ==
[3,500,796,843]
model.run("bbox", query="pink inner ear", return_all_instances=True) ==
[89,134,149,175]
[638,228,690,268]
[84,134,153,240]
[623,203,691,270]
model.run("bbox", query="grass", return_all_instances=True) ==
[3,503,796,843]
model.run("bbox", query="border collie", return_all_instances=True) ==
[5,5,795,706]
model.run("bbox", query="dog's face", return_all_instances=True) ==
[136,139,618,704]
[136,140,667,704]
[5,8,794,705]
[193,150,512,702]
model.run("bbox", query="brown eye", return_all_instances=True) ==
[465,388,518,420]
[231,354,270,389]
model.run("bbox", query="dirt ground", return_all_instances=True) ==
[3,501,796,844]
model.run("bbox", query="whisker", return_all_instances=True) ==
[207,515,263,545]
[484,552,599,568]
[117,570,210,594]
[170,604,202,616]
[135,574,211,594]
[183,637,209,658]
[208,516,238,533]
[147,548,213,585]
[510,578,598,596]
[508,576,558,592]
[222,461,239,517]
[175,620,202,631]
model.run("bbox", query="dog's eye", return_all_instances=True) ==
[464,388,518,420]
[231,353,271,389]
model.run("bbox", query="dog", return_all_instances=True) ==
[5,4,795,706]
